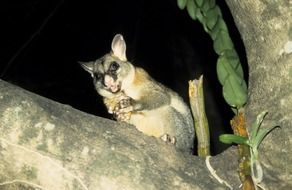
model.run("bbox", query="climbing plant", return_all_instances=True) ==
[177,0,254,188]
[178,0,247,110]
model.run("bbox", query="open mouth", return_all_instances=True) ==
[107,83,121,93]
[104,74,121,93]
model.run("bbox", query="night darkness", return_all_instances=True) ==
[0,0,247,154]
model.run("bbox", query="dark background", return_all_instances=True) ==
[0,0,247,154]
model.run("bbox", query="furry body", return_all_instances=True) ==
[81,34,194,151]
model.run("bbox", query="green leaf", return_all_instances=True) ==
[210,18,227,40]
[201,0,219,12]
[216,53,248,108]
[216,57,229,85]
[196,10,204,23]
[202,0,210,12]
[209,0,216,9]
[202,0,217,12]
[187,0,197,20]
[224,50,244,79]
[206,7,219,31]
[250,111,268,141]
[195,0,204,7]
[222,74,247,108]
[216,55,244,85]
[247,111,281,161]
[253,126,279,150]
[219,134,249,145]
[214,30,234,55]
[177,0,188,10]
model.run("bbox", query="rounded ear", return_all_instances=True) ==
[111,34,127,61]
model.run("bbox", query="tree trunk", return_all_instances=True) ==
[225,0,292,188]
[0,79,239,189]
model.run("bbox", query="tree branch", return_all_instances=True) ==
[0,79,240,189]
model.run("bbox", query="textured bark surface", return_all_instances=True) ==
[0,80,240,190]
[225,0,292,189]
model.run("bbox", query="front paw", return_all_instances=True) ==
[112,97,133,122]
[114,111,131,122]
[114,97,133,113]
[119,98,132,109]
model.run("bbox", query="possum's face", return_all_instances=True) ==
[80,34,134,98]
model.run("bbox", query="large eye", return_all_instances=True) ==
[109,61,120,72]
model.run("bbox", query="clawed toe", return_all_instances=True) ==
[160,134,176,145]
[119,98,131,109]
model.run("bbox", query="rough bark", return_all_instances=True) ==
[225,0,292,189]
[0,79,240,190]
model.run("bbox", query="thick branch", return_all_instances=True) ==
[0,79,240,190]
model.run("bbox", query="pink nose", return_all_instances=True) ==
[104,75,119,92]
[104,75,114,87]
